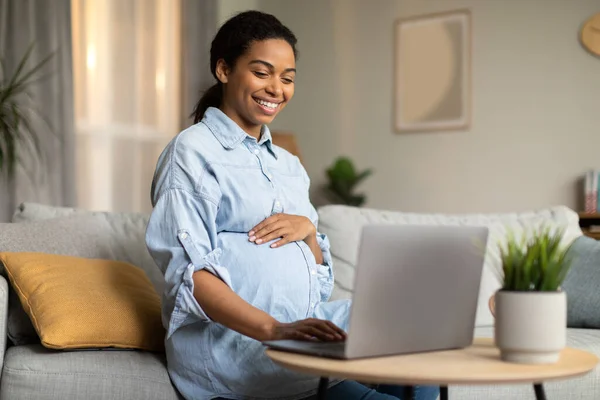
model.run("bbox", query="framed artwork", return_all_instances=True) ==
[394,9,471,133]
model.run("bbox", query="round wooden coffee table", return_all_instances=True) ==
[265,338,598,400]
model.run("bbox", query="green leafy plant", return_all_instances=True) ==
[324,156,372,207]
[499,226,574,292]
[0,44,54,181]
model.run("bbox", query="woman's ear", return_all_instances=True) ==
[215,59,230,84]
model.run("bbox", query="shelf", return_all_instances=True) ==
[582,231,600,240]
[578,212,600,239]
[578,212,600,219]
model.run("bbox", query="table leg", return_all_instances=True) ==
[317,377,329,400]
[533,384,547,400]
[440,386,449,400]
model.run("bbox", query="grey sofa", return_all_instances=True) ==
[0,202,598,400]
[0,204,182,400]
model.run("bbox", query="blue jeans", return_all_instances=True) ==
[303,380,440,400]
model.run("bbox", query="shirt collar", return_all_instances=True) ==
[202,107,278,159]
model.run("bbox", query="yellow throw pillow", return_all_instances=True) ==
[0,252,165,352]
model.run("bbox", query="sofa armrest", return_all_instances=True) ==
[0,275,8,374]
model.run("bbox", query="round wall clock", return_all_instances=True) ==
[581,13,600,57]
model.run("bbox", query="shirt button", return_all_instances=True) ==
[180,232,188,239]
[275,201,280,208]
[253,149,259,155]
[311,269,316,275]
[266,173,272,180]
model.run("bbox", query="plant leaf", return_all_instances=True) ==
[0,118,17,177]
[499,224,571,292]
[0,43,54,180]
[8,44,53,91]
[352,169,373,186]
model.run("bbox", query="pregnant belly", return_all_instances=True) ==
[217,232,312,321]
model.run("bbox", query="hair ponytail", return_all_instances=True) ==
[192,82,223,123]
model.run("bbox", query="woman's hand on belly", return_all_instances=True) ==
[248,213,324,264]
[269,318,346,342]
[248,213,315,248]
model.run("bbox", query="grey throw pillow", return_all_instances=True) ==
[12,202,149,223]
[11,203,161,290]
[0,214,164,345]
[563,235,600,328]
[12,202,83,222]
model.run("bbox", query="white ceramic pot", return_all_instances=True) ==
[494,290,566,364]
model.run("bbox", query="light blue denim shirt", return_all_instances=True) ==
[145,107,351,400]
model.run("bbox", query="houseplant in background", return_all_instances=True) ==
[494,226,574,364]
[0,44,53,181]
[324,156,373,207]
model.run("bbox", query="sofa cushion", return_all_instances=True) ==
[317,205,583,328]
[562,235,600,329]
[10,204,160,290]
[0,215,163,346]
[12,202,159,293]
[0,252,164,352]
[12,202,149,223]
[0,344,181,400]
[11,202,161,292]
[12,202,74,221]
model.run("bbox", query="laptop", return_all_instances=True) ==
[263,224,489,359]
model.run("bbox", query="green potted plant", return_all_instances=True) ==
[493,225,574,364]
[0,44,53,181]
[324,157,372,207]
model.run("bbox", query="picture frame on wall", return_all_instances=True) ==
[394,9,471,133]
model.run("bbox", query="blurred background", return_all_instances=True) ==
[0,0,599,222]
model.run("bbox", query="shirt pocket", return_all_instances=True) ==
[278,175,311,216]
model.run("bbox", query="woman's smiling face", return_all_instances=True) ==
[216,39,296,137]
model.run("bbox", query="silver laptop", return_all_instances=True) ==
[263,224,489,359]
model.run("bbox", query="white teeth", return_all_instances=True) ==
[256,99,278,109]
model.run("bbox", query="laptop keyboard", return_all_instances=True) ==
[299,341,346,351]
[290,341,347,358]
[265,340,347,358]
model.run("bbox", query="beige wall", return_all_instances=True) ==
[218,0,259,25]
[251,0,600,213]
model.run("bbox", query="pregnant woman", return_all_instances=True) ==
[146,10,439,400]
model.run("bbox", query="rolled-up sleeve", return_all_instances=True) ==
[316,232,333,268]
[146,187,232,339]
[314,230,334,302]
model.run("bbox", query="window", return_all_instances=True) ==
[71,0,181,212]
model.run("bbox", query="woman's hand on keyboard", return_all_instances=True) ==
[269,318,346,342]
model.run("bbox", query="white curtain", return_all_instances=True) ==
[0,0,76,222]
[72,0,216,213]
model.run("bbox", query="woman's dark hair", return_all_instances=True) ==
[192,10,298,123]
